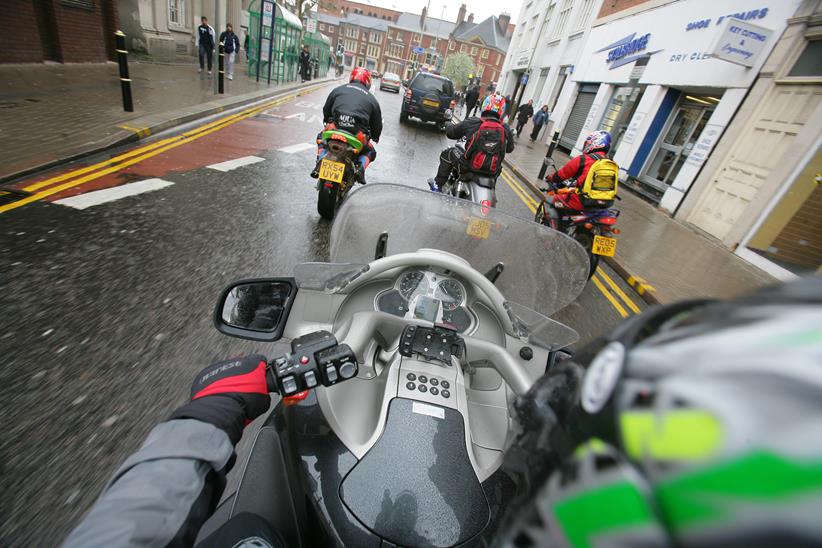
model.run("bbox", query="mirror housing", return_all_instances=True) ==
[214,278,297,342]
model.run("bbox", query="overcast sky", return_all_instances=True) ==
[345,0,524,25]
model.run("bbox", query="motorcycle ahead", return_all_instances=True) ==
[438,139,498,211]
[314,128,363,220]
[198,184,591,547]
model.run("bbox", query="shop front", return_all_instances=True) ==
[569,0,801,207]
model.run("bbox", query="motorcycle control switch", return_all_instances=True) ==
[269,331,358,396]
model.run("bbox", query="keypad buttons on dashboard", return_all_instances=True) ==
[429,378,439,386]
[430,387,439,396]
[406,373,416,381]
[440,380,450,390]
[406,382,416,390]
[418,375,428,384]
[441,390,450,399]
[419,385,428,393]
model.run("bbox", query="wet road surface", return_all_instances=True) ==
[0,81,644,544]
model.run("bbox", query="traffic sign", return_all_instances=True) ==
[412,46,425,54]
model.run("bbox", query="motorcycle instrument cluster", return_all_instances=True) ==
[376,269,474,333]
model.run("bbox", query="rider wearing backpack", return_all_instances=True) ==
[428,93,514,192]
[545,130,618,210]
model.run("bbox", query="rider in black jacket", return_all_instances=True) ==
[428,93,514,191]
[312,67,382,184]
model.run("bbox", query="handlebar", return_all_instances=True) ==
[266,331,359,396]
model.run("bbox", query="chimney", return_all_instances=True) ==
[420,6,427,30]
[467,12,474,24]
[498,13,511,35]
[456,4,467,26]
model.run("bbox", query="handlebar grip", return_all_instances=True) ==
[265,365,280,394]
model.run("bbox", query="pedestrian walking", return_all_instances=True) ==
[219,23,241,80]
[196,16,216,75]
[515,99,534,137]
[465,84,479,117]
[530,105,550,142]
[299,45,311,82]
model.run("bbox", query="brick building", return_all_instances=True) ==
[447,5,511,87]
[319,0,400,22]
[338,13,388,72]
[1,0,119,63]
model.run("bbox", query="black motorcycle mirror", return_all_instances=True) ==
[214,278,297,341]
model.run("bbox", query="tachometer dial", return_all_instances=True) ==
[399,271,428,300]
[435,279,465,311]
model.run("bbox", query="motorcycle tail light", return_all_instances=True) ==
[612,228,621,235]
[481,199,492,216]
[323,182,334,188]
[598,216,618,225]
[283,390,310,406]
[584,222,593,230]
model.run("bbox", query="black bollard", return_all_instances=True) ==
[537,131,561,180]
[114,31,133,112]
[218,42,225,94]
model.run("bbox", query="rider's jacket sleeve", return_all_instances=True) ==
[446,118,479,140]
[504,124,515,153]
[369,94,383,142]
[550,155,585,185]
[322,87,338,123]
[62,419,234,548]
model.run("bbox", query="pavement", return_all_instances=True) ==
[0,81,649,545]
[0,60,336,183]
[503,125,777,304]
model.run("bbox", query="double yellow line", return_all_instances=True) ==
[0,82,328,215]
[499,168,641,318]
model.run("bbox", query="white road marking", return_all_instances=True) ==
[54,178,174,210]
[278,142,316,154]
[206,155,265,172]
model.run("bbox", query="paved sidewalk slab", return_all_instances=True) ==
[503,134,776,303]
[0,61,336,183]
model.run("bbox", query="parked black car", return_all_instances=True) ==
[400,72,455,129]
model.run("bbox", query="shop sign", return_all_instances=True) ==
[685,7,769,32]
[710,18,773,67]
[685,125,722,167]
[621,112,645,145]
[597,33,661,70]
[306,18,317,34]
[514,51,531,69]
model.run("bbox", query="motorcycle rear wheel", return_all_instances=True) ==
[317,182,339,220]
[573,231,599,279]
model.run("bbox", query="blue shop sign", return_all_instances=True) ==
[596,32,661,70]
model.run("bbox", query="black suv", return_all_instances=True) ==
[400,72,455,129]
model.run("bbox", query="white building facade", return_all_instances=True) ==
[498,0,603,143]
[567,0,802,212]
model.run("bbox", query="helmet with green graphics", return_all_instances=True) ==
[494,277,822,547]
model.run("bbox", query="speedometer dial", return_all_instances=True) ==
[399,271,428,300]
[435,279,465,311]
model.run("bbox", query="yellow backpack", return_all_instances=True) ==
[579,153,619,201]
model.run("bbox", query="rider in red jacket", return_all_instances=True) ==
[545,130,611,211]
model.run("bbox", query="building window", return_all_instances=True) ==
[370,32,382,44]
[389,43,403,58]
[788,40,822,77]
[572,0,595,32]
[481,49,489,59]
[344,39,357,52]
[477,65,485,76]
[396,33,403,43]
[471,46,478,55]
[460,44,467,53]
[168,0,184,25]
[496,52,501,64]
[346,26,359,39]
[550,0,573,39]
[449,41,455,50]
[367,45,380,58]
[319,23,325,31]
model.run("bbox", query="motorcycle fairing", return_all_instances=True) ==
[340,398,490,547]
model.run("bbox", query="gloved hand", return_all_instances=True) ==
[170,354,272,445]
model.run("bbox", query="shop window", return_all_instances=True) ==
[788,40,822,77]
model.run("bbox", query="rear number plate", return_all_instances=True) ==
[466,217,492,239]
[592,235,617,257]
[319,159,345,183]
[422,99,440,108]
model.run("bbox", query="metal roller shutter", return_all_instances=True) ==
[559,84,598,150]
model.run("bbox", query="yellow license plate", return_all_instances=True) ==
[318,159,345,184]
[422,99,440,107]
[592,235,617,257]
[466,217,492,239]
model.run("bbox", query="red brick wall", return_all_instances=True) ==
[320,0,400,22]
[597,0,654,19]
[446,39,506,87]
[0,0,45,63]
[0,0,118,64]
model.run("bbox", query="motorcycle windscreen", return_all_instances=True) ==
[329,184,590,317]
